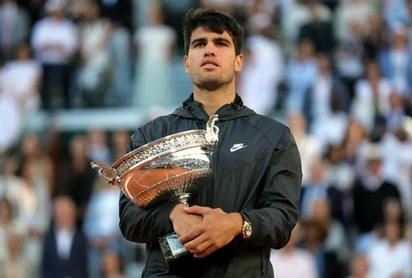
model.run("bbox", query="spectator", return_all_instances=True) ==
[1,43,42,122]
[83,180,122,277]
[0,231,31,277]
[299,217,345,278]
[281,0,331,56]
[366,220,412,278]
[346,253,369,278]
[334,0,376,44]
[300,158,345,225]
[298,0,336,55]
[104,8,133,107]
[111,129,131,161]
[311,198,350,266]
[238,11,284,116]
[350,60,392,133]
[58,134,96,227]
[305,53,351,131]
[101,250,125,278]
[333,19,367,101]
[287,112,322,185]
[41,195,88,278]
[87,128,111,165]
[0,198,24,264]
[285,38,318,115]
[30,0,78,110]
[351,142,401,252]
[379,126,412,211]
[310,90,350,153]
[75,0,112,107]
[0,62,24,154]
[19,132,54,199]
[0,155,26,207]
[133,1,177,113]
[270,223,318,278]
[0,0,30,62]
[378,24,412,97]
[14,155,51,275]
[324,143,356,194]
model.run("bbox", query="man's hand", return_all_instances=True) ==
[169,203,203,236]
[179,205,243,258]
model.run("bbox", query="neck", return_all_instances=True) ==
[193,86,236,116]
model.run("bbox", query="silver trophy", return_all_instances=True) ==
[90,115,219,266]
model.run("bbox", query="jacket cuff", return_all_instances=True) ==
[156,201,180,235]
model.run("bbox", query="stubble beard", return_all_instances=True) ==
[194,74,233,91]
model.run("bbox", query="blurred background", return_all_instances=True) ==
[0,0,412,277]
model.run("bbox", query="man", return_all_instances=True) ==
[41,196,88,278]
[119,8,302,277]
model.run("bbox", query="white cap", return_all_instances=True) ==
[364,143,382,161]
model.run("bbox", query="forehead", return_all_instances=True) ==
[190,27,233,42]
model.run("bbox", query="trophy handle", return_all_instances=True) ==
[205,114,219,144]
[90,161,120,186]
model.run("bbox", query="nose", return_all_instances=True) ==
[203,43,216,56]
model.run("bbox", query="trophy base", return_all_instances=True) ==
[159,232,190,268]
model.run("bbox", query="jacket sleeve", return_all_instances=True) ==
[118,128,177,243]
[242,127,302,249]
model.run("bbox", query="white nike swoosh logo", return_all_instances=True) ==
[230,143,248,152]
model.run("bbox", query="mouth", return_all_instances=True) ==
[201,59,219,68]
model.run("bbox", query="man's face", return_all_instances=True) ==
[184,27,243,91]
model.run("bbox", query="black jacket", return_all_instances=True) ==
[41,225,88,278]
[119,94,302,277]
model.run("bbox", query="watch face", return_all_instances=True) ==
[243,221,252,238]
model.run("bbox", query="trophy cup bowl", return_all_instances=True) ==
[90,115,219,266]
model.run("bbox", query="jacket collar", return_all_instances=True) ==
[172,93,255,121]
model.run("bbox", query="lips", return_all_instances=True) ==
[201,59,219,67]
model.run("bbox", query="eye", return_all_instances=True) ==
[217,41,228,46]
[193,41,206,48]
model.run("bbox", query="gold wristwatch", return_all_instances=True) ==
[242,219,252,239]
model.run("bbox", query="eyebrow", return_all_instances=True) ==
[190,37,232,47]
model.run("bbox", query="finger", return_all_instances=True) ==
[193,244,217,258]
[183,205,211,215]
[184,235,212,255]
[179,227,202,244]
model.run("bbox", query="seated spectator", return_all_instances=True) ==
[101,250,125,278]
[41,195,88,278]
[300,158,345,225]
[346,253,369,278]
[311,198,350,266]
[270,222,318,278]
[351,143,401,252]
[299,217,346,278]
[366,220,412,278]
[1,43,42,121]
[83,180,122,277]
[0,231,31,277]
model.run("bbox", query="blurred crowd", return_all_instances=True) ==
[1,0,412,277]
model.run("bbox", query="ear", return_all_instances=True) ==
[234,54,243,73]
[183,55,189,73]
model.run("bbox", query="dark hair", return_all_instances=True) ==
[182,8,244,55]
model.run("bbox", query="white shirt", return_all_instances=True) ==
[56,229,74,259]
[270,248,318,278]
[367,239,412,278]
[31,17,78,64]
